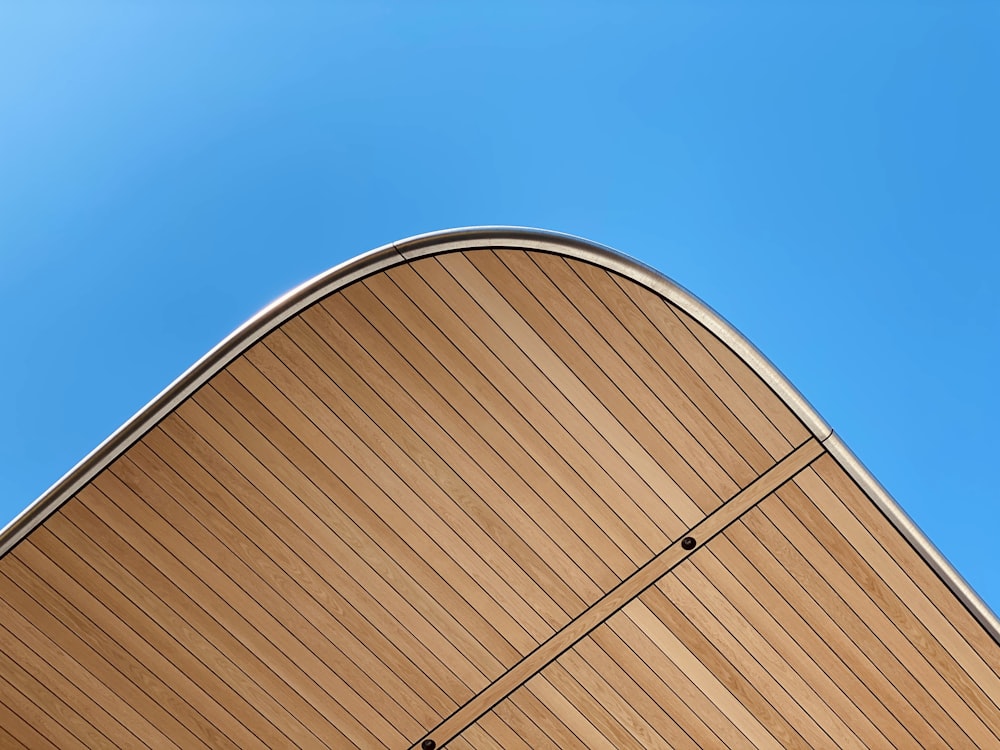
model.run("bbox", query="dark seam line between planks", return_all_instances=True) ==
[412,436,826,749]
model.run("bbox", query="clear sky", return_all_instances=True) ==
[2,3,998,613]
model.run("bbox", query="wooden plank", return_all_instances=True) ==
[758,485,963,746]
[10,540,249,748]
[525,672,619,750]
[696,522,957,748]
[340,277,646,573]
[813,457,1000,688]
[2,562,210,748]
[0,638,122,749]
[595,263,795,463]
[238,329,571,643]
[556,643,692,749]
[417,255,699,539]
[132,419,472,714]
[36,515,336,750]
[791,462,1000,744]
[378,263,673,556]
[535,659,658,748]
[820,458,1000,679]
[313,291,626,591]
[0,670,89,750]
[124,432,443,735]
[623,599,789,749]
[2,556,222,749]
[0,597,175,749]
[298,298,618,600]
[410,438,822,748]
[0,696,59,750]
[69,481,394,747]
[596,611,752,748]
[505,680,585,748]
[191,377,499,691]
[452,725,504,750]
[608,270,808,456]
[658,557,873,748]
[262,320,581,638]
[720,512,982,748]
[234,344,544,658]
[472,712,536,750]
[465,249,732,507]
[491,694,565,748]
[519,250,757,491]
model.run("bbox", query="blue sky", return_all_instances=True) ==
[2,3,998,612]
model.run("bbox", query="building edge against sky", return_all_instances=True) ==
[1,227,998,747]
[3,226,995,640]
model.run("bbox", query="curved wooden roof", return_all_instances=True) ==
[2,227,998,748]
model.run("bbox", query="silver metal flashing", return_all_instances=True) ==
[822,432,1000,641]
[2,226,995,646]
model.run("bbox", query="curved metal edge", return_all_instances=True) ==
[2,225,996,648]
[397,226,833,442]
[822,432,1000,642]
[0,241,407,558]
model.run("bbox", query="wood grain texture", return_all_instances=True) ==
[2,244,997,749]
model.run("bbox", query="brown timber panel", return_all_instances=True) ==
[1,555,219,749]
[670,520,894,748]
[455,250,729,510]
[790,459,1000,744]
[376,260,673,555]
[0,595,174,749]
[751,485,971,746]
[525,251,760,491]
[415,255,699,539]
[605,267,808,458]
[118,432,442,734]
[343,273,647,575]
[460,565,787,750]
[8,244,995,750]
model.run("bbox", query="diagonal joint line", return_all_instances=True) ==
[414,436,825,749]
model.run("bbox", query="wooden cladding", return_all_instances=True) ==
[2,239,997,748]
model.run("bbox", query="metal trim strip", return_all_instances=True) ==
[2,225,995,648]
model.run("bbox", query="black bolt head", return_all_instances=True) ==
[422,740,436,750]
[681,536,696,550]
